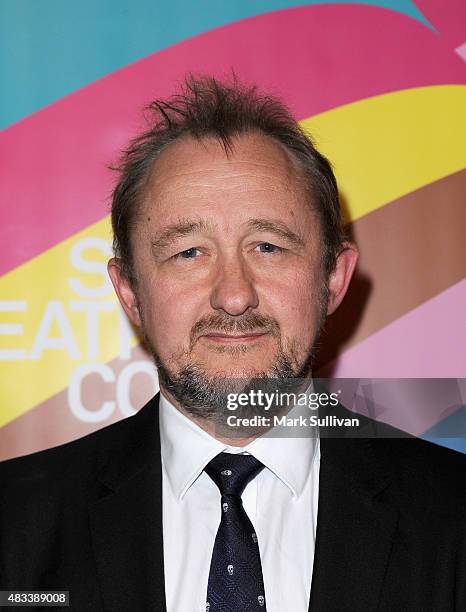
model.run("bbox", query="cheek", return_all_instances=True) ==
[139,277,204,349]
[262,269,319,330]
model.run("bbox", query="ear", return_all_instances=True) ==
[107,258,142,327]
[326,242,359,316]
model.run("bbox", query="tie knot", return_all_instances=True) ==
[204,452,265,497]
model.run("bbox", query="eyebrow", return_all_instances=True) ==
[151,219,213,253]
[150,216,306,255]
[246,218,305,248]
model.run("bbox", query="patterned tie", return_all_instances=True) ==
[204,452,267,611]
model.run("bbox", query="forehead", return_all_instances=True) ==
[151,131,302,180]
[139,132,311,223]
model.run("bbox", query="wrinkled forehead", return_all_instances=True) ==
[140,132,310,216]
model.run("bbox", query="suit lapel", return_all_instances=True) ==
[87,393,399,610]
[309,436,399,611]
[89,395,166,612]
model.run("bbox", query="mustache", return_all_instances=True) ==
[190,312,280,345]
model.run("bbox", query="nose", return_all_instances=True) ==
[209,255,259,316]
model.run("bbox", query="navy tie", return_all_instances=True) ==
[204,452,267,611]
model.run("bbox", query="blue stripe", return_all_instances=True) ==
[0,1,430,130]
[421,406,466,454]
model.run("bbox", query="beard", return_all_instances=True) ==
[138,294,328,435]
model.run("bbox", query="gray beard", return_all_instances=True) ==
[136,291,328,434]
[144,333,319,438]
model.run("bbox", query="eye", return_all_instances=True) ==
[256,242,282,253]
[175,247,201,259]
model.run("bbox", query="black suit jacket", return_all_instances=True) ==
[1,394,465,611]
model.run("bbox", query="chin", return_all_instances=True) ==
[199,357,278,378]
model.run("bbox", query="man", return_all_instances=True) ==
[1,76,465,611]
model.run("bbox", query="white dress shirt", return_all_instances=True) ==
[159,391,320,612]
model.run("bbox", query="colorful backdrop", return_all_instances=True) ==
[1,0,465,460]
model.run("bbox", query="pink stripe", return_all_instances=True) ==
[328,279,466,377]
[322,280,466,433]
[1,4,465,275]
[414,0,466,48]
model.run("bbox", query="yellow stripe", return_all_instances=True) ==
[0,216,140,427]
[1,84,465,427]
[302,84,466,222]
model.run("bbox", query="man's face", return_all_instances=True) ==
[109,133,356,418]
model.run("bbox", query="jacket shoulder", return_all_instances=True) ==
[373,435,466,516]
[0,396,157,494]
[0,396,159,590]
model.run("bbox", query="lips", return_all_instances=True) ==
[202,331,268,343]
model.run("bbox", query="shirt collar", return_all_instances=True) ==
[159,384,319,502]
